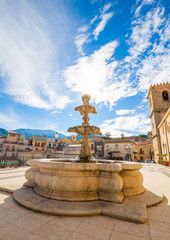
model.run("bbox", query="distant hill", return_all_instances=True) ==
[0,128,8,136]
[12,128,67,139]
[0,127,103,140]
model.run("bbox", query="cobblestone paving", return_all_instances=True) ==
[0,164,169,240]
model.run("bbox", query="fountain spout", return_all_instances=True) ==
[67,94,102,163]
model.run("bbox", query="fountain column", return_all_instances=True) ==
[68,94,102,162]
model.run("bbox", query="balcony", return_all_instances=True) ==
[139,151,144,155]
[5,149,16,152]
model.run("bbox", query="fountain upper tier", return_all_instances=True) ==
[67,94,102,162]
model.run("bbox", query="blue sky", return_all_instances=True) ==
[0,0,169,137]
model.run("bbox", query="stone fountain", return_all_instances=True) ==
[13,94,163,223]
[68,94,102,162]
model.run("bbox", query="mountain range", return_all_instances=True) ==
[0,128,103,140]
[0,128,8,136]
[0,128,67,139]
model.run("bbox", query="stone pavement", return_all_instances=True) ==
[0,166,29,193]
[0,164,170,240]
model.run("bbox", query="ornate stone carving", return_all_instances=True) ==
[68,94,102,162]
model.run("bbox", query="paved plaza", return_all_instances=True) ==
[0,164,170,240]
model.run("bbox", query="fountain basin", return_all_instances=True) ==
[25,159,144,203]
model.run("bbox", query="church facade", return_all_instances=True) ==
[148,82,170,162]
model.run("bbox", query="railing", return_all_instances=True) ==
[139,151,144,154]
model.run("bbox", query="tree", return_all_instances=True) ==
[104,131,112,140]
[121,133,125,139]
[139,134,147,139]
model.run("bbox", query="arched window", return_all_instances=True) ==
[162,91,169,101]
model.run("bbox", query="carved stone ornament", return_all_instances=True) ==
[68,94,102,162]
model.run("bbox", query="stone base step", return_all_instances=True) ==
[13,186,163,224]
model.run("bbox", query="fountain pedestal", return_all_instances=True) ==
[13,158,163,224]
[24,159,144,203]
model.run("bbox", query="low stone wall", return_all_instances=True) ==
[24,159,144,203]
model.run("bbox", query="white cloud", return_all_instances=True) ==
[73,1,169,113]
[50,110,62,115]
[74,2,114,55]
[127,6,165,59]
[142,98,148,103]
[135,12,170,91]
[75,2,114,54]
[74,25,91,56]
[90,15,98,25]
[64,41,137,108]
[68,113,73,117]
[0,110,27,130]
[122,4,170,93]
[137,10,169,91]
[0,0,72,110]
[135,0,155,17]
[101,3,112,14]
[93,11,114,40]
[116,110,135,116]
[137,52,170,91]
[90,0,99,4]
[99,114,151,137]
[78,25,89,33]
[74,33,90,56]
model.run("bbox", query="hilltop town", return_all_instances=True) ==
[1,82,170,167]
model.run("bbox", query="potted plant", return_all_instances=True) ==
[157,154,163,164]
[164,160,169,166]
[157,154,168,165]
[163,154,170,166]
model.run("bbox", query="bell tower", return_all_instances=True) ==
[148,82,170,162]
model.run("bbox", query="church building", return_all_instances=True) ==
[148,82,170,162]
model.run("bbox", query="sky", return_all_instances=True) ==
[0,0,169,137]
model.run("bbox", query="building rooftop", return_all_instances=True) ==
[3,141,19,144]
[135,141,153,146]
[147,82,170,98]
[8,131,19,135]
[104,139,135,144]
